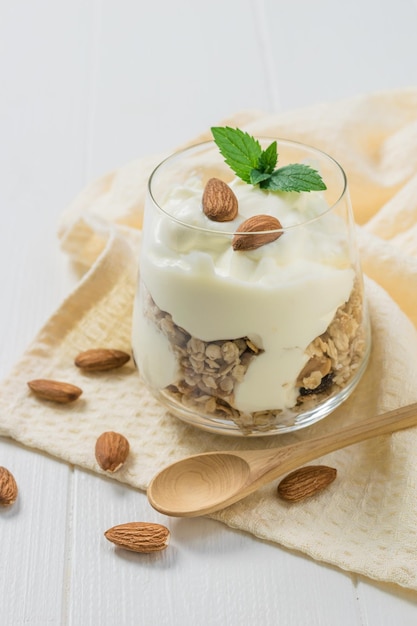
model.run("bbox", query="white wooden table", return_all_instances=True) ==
[1,2,417,624]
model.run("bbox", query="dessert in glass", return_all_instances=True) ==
[132,131,370,436]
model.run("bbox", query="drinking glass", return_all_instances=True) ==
[132,139,370,436]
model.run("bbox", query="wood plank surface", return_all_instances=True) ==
[1,1,417,624]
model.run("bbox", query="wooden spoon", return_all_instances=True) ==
[147,402,417,517]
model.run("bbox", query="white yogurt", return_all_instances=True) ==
[134,177,354,412]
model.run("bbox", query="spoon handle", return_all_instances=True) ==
[248,401,417,484]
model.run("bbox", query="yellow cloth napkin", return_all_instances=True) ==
[1,89,417,590]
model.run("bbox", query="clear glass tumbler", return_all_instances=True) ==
[132,139,370,436]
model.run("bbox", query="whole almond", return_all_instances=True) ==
[232,214,283,251]
[75,348,130,372]
[277,465,337,502]
[202,177,238,222]
[95,431,130,472]
[28,379,83,404]
[105,522,170,553]
[0,466,18,506]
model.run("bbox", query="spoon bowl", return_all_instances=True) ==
[148,453,250,517]
[147,401,417,517]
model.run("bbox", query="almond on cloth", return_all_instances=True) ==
[277,465,337,502]
[104,522,170,553]
[0,466,18,506]
[95,431,130,472]
[232,214,283,251]
[202,177,238,222]
[74,348,130,372]
[27,379,83,404]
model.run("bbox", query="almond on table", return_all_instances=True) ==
[0,466,18,506]
[277,465,337,502]
[95,431,130,472]
[27,379,82,404]
[74,348,130,371]
[104,522,170,553]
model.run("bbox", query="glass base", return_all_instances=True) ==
[149,343,371,437]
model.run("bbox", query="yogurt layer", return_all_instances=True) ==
[134,177,355,412]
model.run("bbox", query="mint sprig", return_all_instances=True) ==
[211,126,326,193]
[210,127,261,184]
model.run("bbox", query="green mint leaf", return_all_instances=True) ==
[250,169,272,185]
[211,126,262,184]
[212,126,327,192]
[261,164,327,192]
[258,141,278,174]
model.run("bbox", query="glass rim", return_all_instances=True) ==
[147,137,348,235]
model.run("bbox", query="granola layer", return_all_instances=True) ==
[141,279,366,434]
